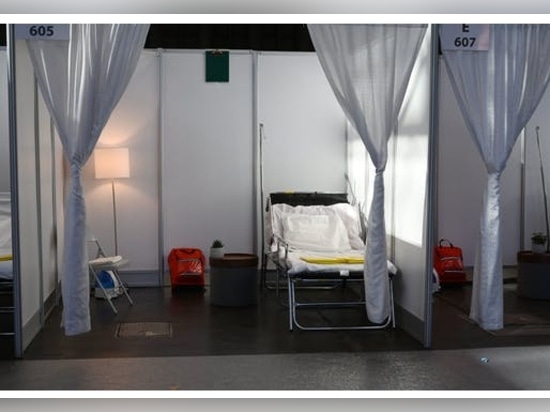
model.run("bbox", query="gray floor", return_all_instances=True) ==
[4,269,550,393]
[2,345,550,391]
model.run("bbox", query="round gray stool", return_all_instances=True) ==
[209,253,259,306]
[517,251,550,300]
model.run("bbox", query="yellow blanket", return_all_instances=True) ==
[0,254,12,261]
[300,256,364,265]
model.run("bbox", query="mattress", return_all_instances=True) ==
[282,249,398,277]
[0,259,12,280]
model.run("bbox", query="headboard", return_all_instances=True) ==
[268,192,349,208]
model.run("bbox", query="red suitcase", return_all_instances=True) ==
[168,248,205,289]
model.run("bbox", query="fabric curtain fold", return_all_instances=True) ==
[308,24,427,323]
[441,24,550,330]
[26,24,150,336]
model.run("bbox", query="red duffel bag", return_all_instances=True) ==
[168,248,205,288]
[433,239,467,285]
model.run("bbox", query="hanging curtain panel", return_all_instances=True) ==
[26,24,150,336]
[308,24,427,324]
[441,24,550,330]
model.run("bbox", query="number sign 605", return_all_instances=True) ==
[29,25,55,37]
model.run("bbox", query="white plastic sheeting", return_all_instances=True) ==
[441,24,550,330]
[26,24,149,336]
[308,24,427,323]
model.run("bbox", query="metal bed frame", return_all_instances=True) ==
[261,192,396,331]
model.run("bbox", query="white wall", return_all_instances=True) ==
[257,52,347,195]
[84,51,160,280]
[161,50,255,272]
[437,57,522,267]
[257,51,348,256]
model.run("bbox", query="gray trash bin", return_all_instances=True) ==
[209,253,259,306]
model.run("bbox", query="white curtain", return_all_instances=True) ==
[26,24,150,336]
[441,24,550,330]
[308,24,427,323]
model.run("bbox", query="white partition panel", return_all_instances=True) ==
[257,52,347,196]
[14,40,42,350]
[390,29,431,332]
[162,50,255,272]
[10,38,63,356]
[37,91,59,309]
[0,49,9,192]
[438,58,522,267]
[84,51,160,278]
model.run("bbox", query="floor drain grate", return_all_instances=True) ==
[115,322,173,338]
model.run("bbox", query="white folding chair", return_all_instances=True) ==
[87,228,134,314]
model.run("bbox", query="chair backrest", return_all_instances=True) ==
[86,227,108,259]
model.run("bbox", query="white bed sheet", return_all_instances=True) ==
[268,201,397,276]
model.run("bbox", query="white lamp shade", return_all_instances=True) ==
[94,148,130,179]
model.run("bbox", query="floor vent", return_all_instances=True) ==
[115,322,172,338]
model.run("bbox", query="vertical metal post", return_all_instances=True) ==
[520,130,526,251]
[33,74,45,327]
[7,24,23,359]
[424,24,440,349]
[157,48,165,287]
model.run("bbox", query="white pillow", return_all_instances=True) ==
[270,203,365,250]
[281,213,351,252]
[329,203,365,249]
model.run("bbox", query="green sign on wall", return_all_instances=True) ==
[205,51,229,83]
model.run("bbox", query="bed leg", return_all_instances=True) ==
[288,276,294,331]
[260,254,267,290]
[390,276,396,329]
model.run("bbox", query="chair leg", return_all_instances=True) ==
[111,269,134,306]
[90,268,118,314]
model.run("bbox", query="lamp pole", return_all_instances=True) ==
[111,178,119,256]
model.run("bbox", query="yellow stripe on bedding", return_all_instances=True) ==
[0,254,13,261]
[300,256,364,264]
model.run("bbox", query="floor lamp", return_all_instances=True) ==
[94,147,130,256]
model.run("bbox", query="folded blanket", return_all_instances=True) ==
[300,256,364,264]
[90,255,123,265]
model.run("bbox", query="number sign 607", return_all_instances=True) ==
[454,37,476,48]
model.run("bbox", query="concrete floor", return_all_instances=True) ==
[4,275,550,393]
[2,345,550,391]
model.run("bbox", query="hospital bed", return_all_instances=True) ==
[262,192,397,331]
[0,192,14,344]
[0,192,12,282]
